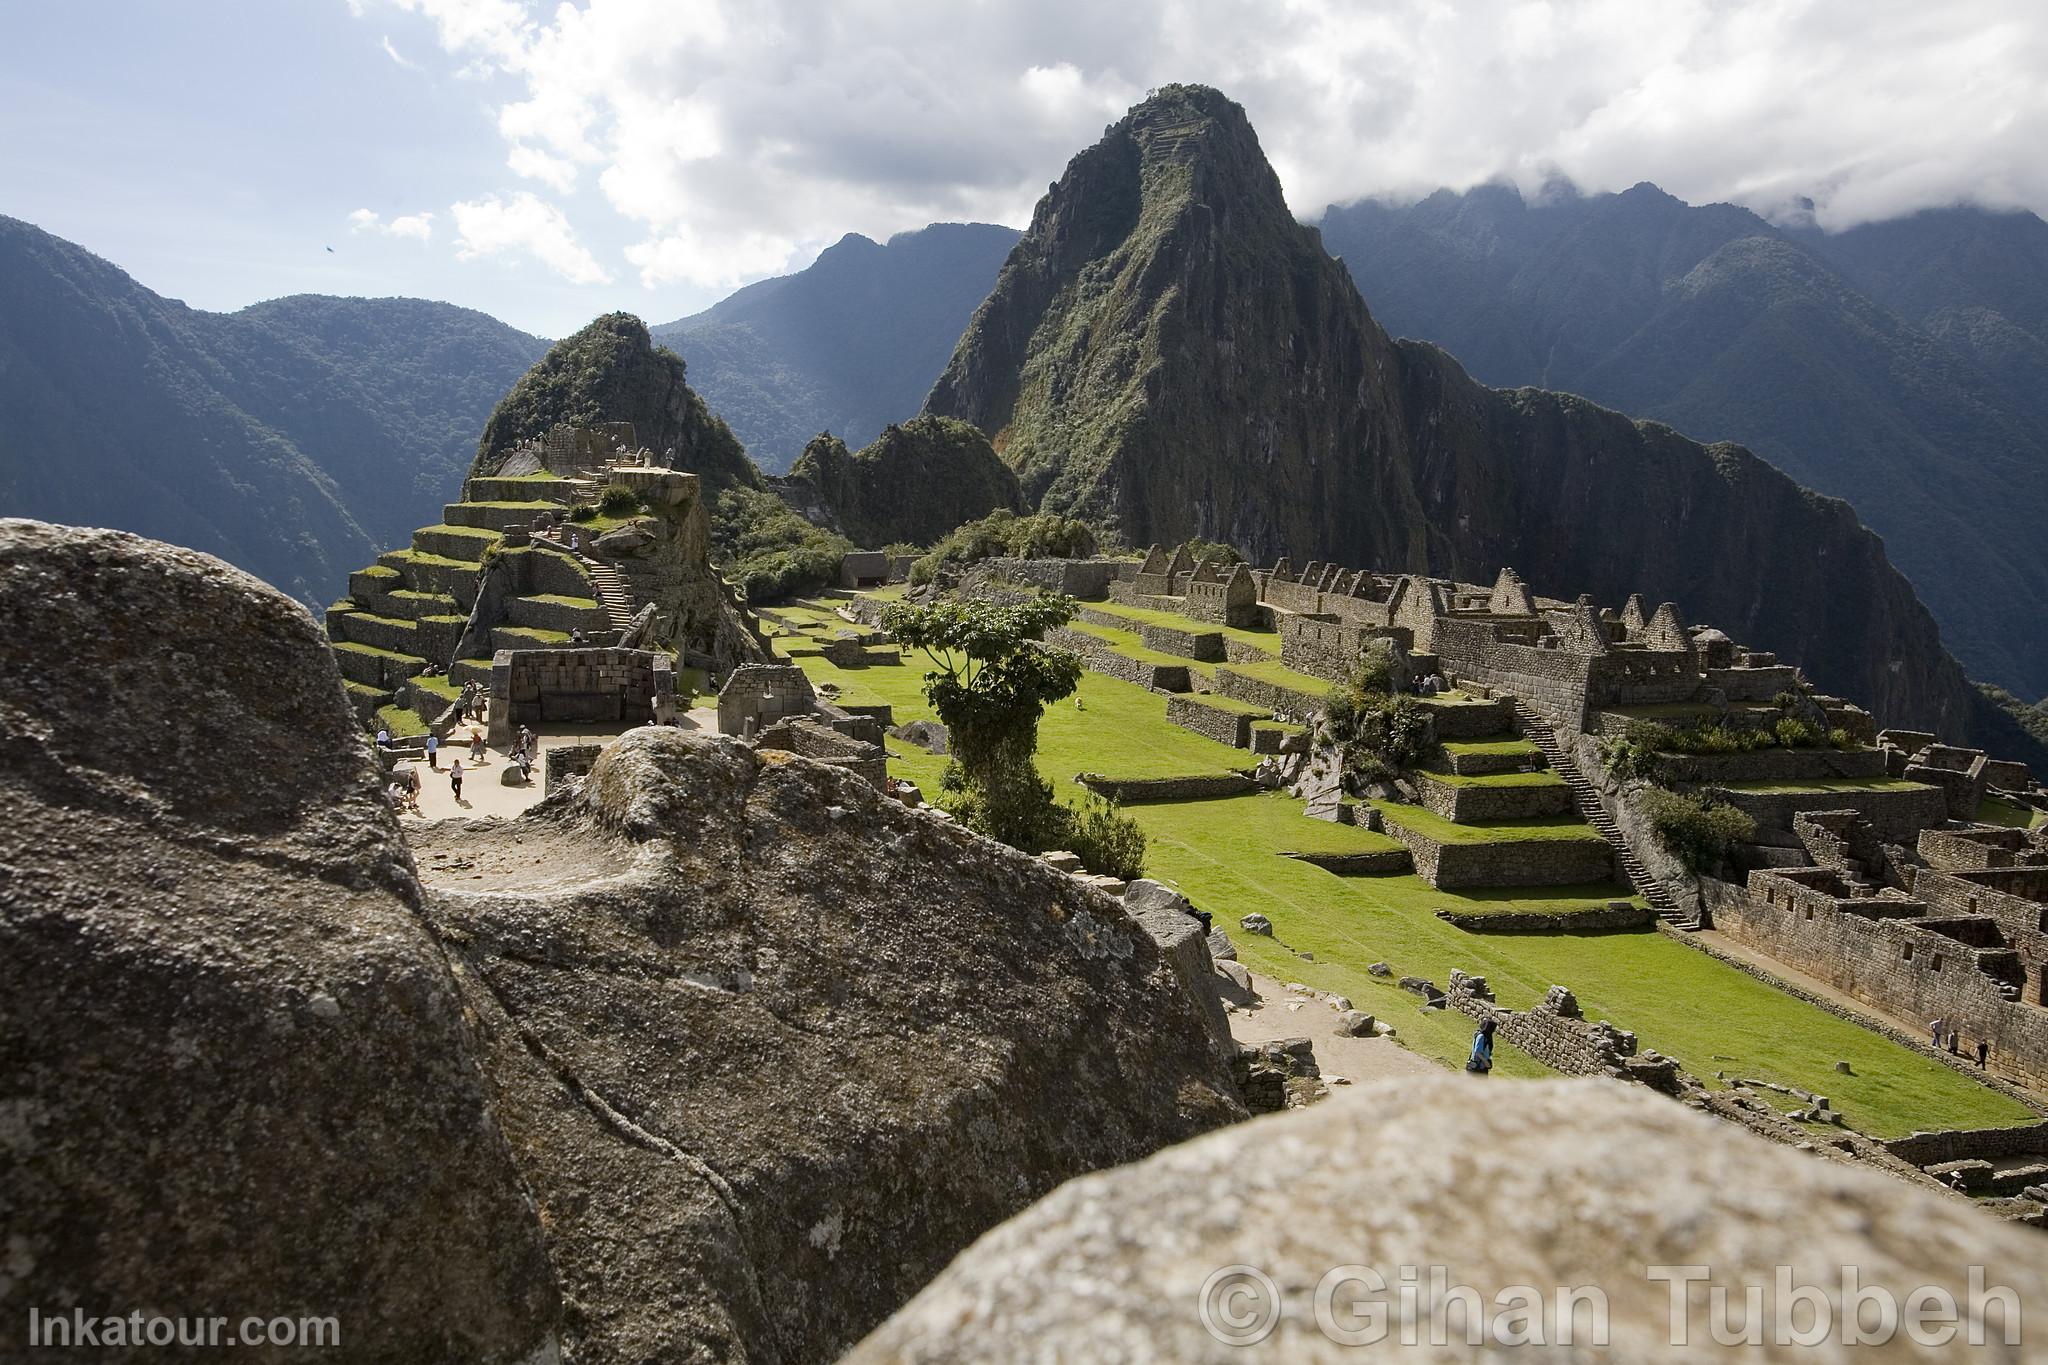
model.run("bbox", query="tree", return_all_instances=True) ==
[882,594,1147,874]
[884,595,1082,842]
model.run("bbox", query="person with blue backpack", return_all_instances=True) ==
[1466,1016,1496,1074]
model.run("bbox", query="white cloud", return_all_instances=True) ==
[379,35,419,69]
[348,207,436,242]
[507,143,578,191]
[450,191,612,284]
[381,0,2048,291]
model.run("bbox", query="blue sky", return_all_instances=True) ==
[5,1,2045,339]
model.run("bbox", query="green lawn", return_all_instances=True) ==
[1421,769,1565,789]
[520,593,602,609]
[1079,600,1281,656]
[1601,701,1722,721]
[1133,793,2035,1135]
[1977,795,2046,830]
[1442,738,1541,757]
[496,626,572,645]
[1178,691,1271,716]
[330,639,424,665]
[1713,778,1936,794]
[1373,800,1607,844]
[375,704,427,738]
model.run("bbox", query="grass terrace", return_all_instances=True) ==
[1079,599,1282,656]
[1372,800,1607,845]
[1421,769,1566,789]
[1216,656,1338,695]
[1712,777,1937,795]
[1441,738,1541,758]
[1133,794,2034,1133]
[375,704,427,738]
[1066,620,1217,676]
[1977,795,2047,830]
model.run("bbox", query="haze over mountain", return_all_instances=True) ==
[1319,184,2048,700]
[923,83,2036,760]
[651,224,1020,473]
[0,215,544,605]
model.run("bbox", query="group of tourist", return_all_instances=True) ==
[1928,1016,1993,1069]
[1413,671,1450,696]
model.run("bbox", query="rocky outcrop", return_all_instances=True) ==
[472,312,761,492]
[417,729,1243,1360]
[848,1075,2047,1362]
[772,415,1023,548]
[925,84,1991,742]
[0,520,561,1362]
[3,519,1241,1363]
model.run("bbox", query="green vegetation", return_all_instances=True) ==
[597,483,645,516]
[711,486,852,603]
[909,508,1098,585]
[330,640,423,666]
[1373,801,1606,845]
[375,704,427,738]
[1179,692,1269,716]
[494,626,572,646]
[1078,600,1281,656]
[1065,620,1216,676]
[1977,795,2046,830]
[1217,657,1337,696]
[1325,650,1435,782]
[473,312,757,492]
[785,416,1022,548]
[1442,738,1539,758]
[1422,769,1565,789]
[520,593,602,609]
[1638,788,1756,874]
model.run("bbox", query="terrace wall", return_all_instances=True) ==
[1384,821,1613,889]
[1166,694,1258,748]
[1414,773,1573,823]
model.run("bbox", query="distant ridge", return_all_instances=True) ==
[652,222,1019,472]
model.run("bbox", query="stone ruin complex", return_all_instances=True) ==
[960,545,2048,1096]
[323,421,765,746]
[713,662,889,788]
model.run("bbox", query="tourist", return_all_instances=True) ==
[471,730,486,763]
[426,731,441,771]
[1976,1039,1990,1068]
[1465,1017,1496,1074]
[1949,1028,1961,1055]
[1928,1017,1945,1049]
[1949,1169,1969,1194]
[518,751,532,784]
[449,759,463,801]
[375,727,390,749]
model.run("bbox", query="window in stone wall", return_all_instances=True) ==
[1932,954,1943,972]
[1804,907,1813,920]
[1903,941,1913,961]
[1969,896,1980,913]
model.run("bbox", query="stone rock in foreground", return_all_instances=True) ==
[0,521,560,1362]
[417,727,1246,1363]
[847,1075,2045,1363]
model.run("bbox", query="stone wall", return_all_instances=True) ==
[756,717,887,788]
[1139,622,1225,662]
[1919,826,2034,871]
[1211,666,1325,720]
[976,557,1133,600]
[490,648,676,743]
[1165,694,1258,748]
[1045,626,1191,692]
[1443,976,1644,1077]
[716,663,816,736]
[1708,782,1950,841]
[1414,773,1573,823]
[1077,773,1257,804]
[545,742,603,794]
[1386,821,1613,889]
[1278,614,1400,684]
[1885,1122,2048,1167]
[1653,747,1890,785]
[1725,869,2048,1090]
[1435,903,1654,933]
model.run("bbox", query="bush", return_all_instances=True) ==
[1773,716,1824,749]
[1639,788,1755,874]
[1829,726,1854,750]
[1325,687,1434,779]
[1598,721,1672,783]
[711,487,852,603]
[1661,721,1775,754]
[1060,794,1148,881]
[910,509,1099,585]
[597,482,642,516]
[567,503,597,523]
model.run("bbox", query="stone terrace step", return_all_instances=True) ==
[410,525,501,563]
[328,608,421,657]
[506,594,610,634]
[443,500,563,531]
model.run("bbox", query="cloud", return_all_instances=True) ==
[379,35,420,69]
[449,191,612,283]
[384,0,2048,289]
[348,207,436,242]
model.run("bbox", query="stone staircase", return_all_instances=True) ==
[581,557,638,633]
[1510,699,1683,921]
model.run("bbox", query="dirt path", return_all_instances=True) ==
[394,715,718,823]
[1229,967,1443,1095]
